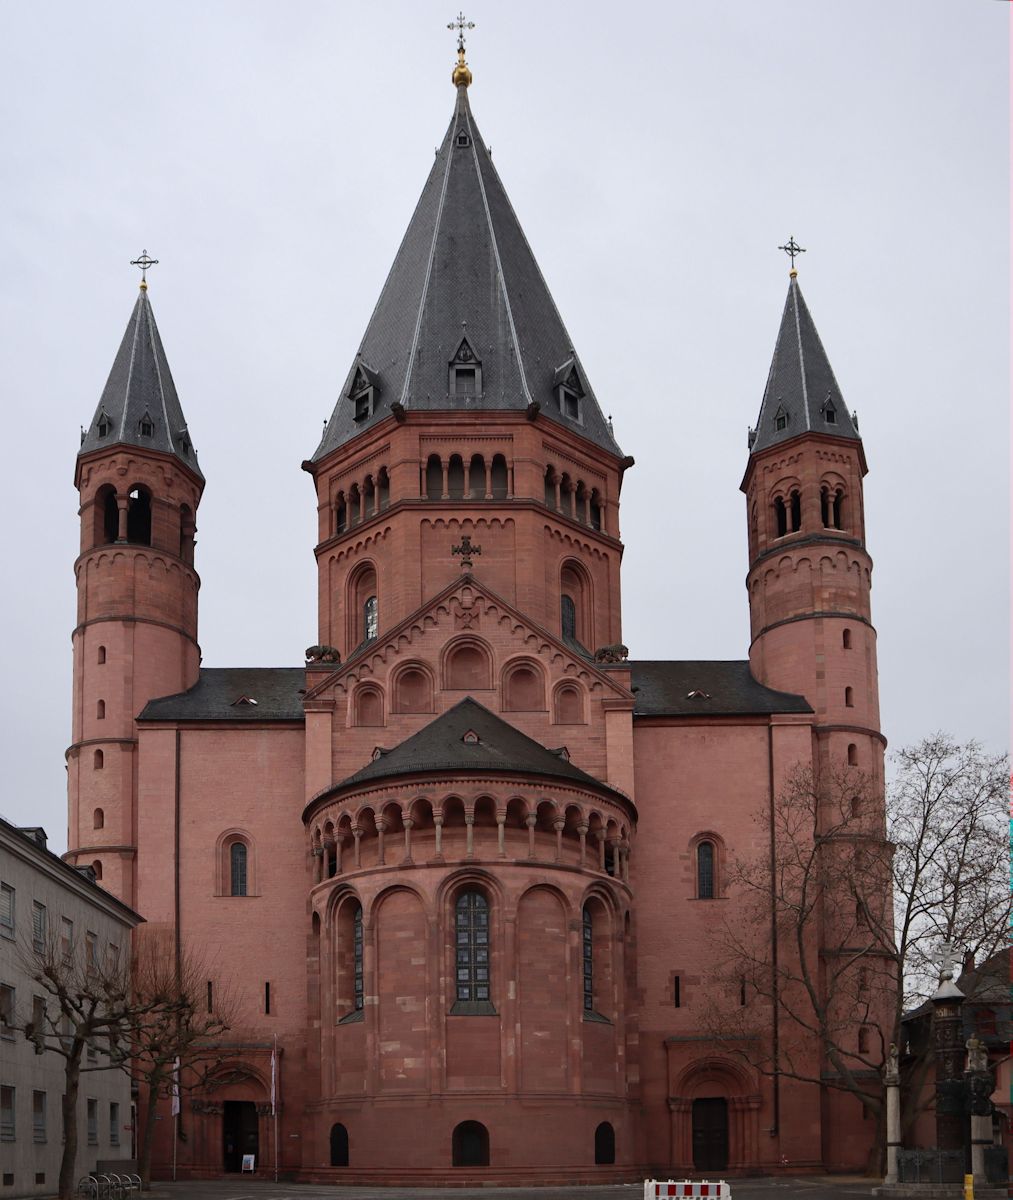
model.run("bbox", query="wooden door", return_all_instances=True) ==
[692,1097,729,1171]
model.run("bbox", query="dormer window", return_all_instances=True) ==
[139,414,154,437]
[178,430,191,456]
[450,339,482,397]
[823,397,838,425]
[456,132,470,148]
[96,411,111,438]
[348,362,380,422]
[774,404,788,432]
[462,729,480,745]
[553,358,585,422]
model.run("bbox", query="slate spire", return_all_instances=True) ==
[312,83,621,461]
[749,274,860,455]
[80,286,202,479]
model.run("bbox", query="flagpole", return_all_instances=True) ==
[272,1035,279,1183]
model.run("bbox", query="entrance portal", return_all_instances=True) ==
[223,1101,259,1173]
[691,1097,728,1171]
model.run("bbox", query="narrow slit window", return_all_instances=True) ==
[582,906,594,1013]
[697,841,715,899]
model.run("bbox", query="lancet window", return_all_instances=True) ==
[455,891,490,1003]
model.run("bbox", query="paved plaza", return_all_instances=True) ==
[154,1176,883,1200]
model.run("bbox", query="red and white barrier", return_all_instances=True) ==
[644,1181,731,1200]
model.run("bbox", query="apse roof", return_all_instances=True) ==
[749,275,860,455]
[311,85,621,462]
[80,287,202,479]
[629,660,812,717]
[336,697,621,795]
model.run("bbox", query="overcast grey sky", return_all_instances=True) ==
[1,1,1008,850]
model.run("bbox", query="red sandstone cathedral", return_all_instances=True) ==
[65,40,887,1183]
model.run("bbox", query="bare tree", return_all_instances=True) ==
[127,929,235,1188]
[703,735,1009,1165]
[18,929,167,1200]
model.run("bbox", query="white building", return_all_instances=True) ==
[1,819,141,1198]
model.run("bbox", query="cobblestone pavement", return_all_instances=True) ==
[156,1175,882,1200]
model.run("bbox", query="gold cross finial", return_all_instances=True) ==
[130,249,159,290]
[448,12,475,87]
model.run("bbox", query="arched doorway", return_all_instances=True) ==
[452,1120,489,1167]
[329,1122,349,1167]
[222,1101,258,1172]
[692,1098,728,1170]
[594,1120,616,1164]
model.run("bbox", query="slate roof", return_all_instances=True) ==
[336,697,623,796]
[749,276,860,455]
[311,85,621,462]
[80,288,202,479]
[630,660,812,717]
[138,668,305,722]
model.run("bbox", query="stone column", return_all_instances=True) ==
[577,822,588,868]
[496,813,506,857]
[352,827,363,869]
[333,836,343,876]
[312,846,323,884]
[433,815,444,859]
[402,818,413,863]
[884,1043,900,1185]
[553,818,565,862]
[525,814,537,858]
[358,485,366,523]
[116,495,129,541]
[596,830,606,871]
[465,814,475,859]
[931,971,966,1151]
[464,460,472,496]
[375,818,386,866]
[441,460,450,500]
[484,462,492,499]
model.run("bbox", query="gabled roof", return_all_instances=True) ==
[79,288,202,479]
[334,697,624,798]
[311,85,621,462]
[630,660,812,717]
[138,668,305,722]
[749,275,860,456]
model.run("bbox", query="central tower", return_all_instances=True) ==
[303,54,632,665]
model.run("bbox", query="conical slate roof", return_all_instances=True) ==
[80,288,202,479]
[750,275,860,455]
[311,85,621,461]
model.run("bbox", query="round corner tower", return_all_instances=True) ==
[741,269,883,787]
[66,282,203,906]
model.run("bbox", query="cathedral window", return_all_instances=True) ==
[561,595,576,641]
[774,404,788,432]
[139,414,154,437]
[544,466,557,508]
[696,840,715,899]
[97,646,106,664]
[582,905,594,1013]
[230,842,248,897]
[96,410,112,438]
[96,700,105,720]
[93,808,104,830]
[456,132,470,148]
[454,891,490,1004]
[353,685,384,727]
[447,454,465,498]
[425,455,443,500]
[503,663,544,711]
[94,485,119,546]
[394,665,433,714]
[179,504,195,564]
[823,398,837,425]
[491,454,508,498]
[353,904,364,1011]
[832,490,845,529]
[553,683,583,725]
[445,640,492,690]
[363,596,378,641]
[847,743,858,766]
[773,495,787,538]
[845,686,854,708]
[843,628,852,649]
[790,490,802,533]
[93,750,104,770]
[348,363,378,422]
[126,486,152,546]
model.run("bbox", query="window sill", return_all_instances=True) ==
[337,1009,364,1025]
[449,1000,497,1016]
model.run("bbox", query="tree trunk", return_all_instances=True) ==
[137,1071,165,1190]
[59,1055,82,1200]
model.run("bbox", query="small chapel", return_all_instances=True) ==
[65,31,888,1183]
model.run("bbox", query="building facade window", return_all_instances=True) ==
[109,1102,119,1146]
[0,985,14,1039]
[561,594,576,641]
[363,595,378,641]
[352,904,364,1012]
[0,1086,14,1142]
[87,1099,98,1146]
[32,1092,46,1144]
[0,883,13,939]
[697,841,715,899]
[230,842,248,897]
[32,902,47,954]
[455,891,490,1004]
[60,917,74,961]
